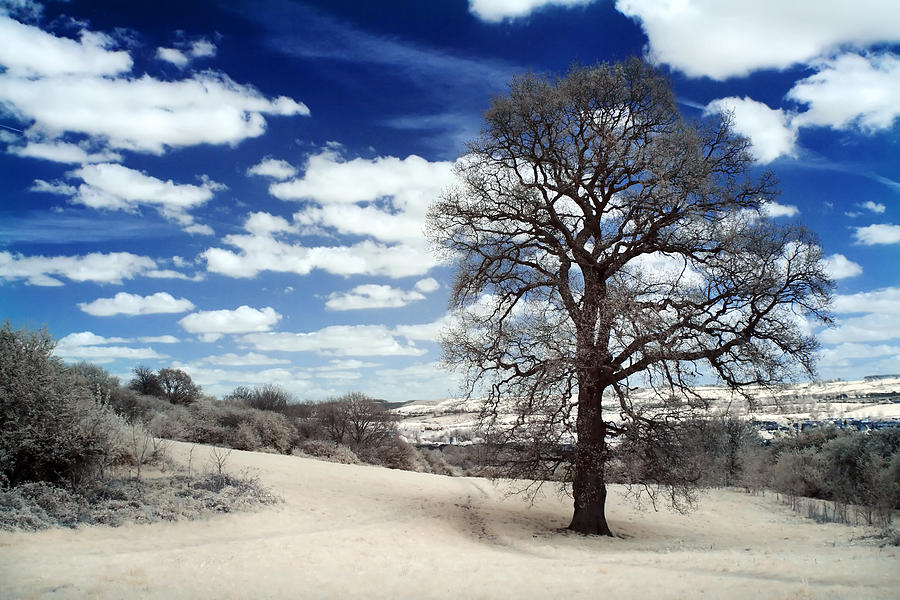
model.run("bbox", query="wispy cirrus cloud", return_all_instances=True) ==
[243,324,428,357]
[239,2,512,155]
[0,209,171,245]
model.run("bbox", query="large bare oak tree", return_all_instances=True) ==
[427,59,832,536]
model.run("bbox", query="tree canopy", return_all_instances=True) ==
[427,59,832,535]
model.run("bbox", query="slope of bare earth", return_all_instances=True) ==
[1,441,897,600]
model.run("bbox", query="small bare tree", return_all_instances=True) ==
[157,368,201,405]
[208,446,232,489]
[128,365,163,398]
[428,59,832,535]
[316,392,397,451]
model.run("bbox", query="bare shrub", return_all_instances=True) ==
[148,404,194,441]
[0,323,129,487]
[108,386,171,424]
[440,445,483,476]
[360,437,422,471]
[293,440,359,464]
[0,473,280,531]
[231,422,263,451]
[419,448,457,476]
[226,384,293,412]
[249,410,296,453]
[281,401,317,419]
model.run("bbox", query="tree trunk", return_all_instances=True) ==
[568,465,612,535]
[568,377,613,536]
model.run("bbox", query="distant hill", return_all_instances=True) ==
[394,377,900,445]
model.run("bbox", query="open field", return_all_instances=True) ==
[1,441,897,599]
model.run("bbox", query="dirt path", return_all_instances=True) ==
[1,442,897,599]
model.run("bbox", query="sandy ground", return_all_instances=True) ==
[1,442,897,599]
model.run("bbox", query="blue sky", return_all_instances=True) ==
[1,0,898,401]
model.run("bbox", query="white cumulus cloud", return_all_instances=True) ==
[821,254,863,280]
[819,313,900,344]
[1,71,310,154]
[761,201,800,219]
[468,0,597,22]
[325,283,427,311]
[0,15,132,76]
[189,40,216,58]
[47,162,224,232]
[414,277,440,293]
[861,201,886,214]
[615,0,900,80]
[247,158,298,180]
[10,141,121,164]
[704,97,797,163]
[0,250,157,286]
[832,287,900,316]
[70,163,222,210]
[54,331,167,364]
[854,223,900,245]
[0,17,309,155]
[270,150,455,246]
[203,215,438,279]
[789,53,900,132]
[78,292,195,316]
[820,287,900,345]
[58,331,129,346]
[156,47,189,67]
[271,151,453,208]
[819,342,900,367]
[156,38,217,68]
[204,151,452,280]
[179,305,282,342]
